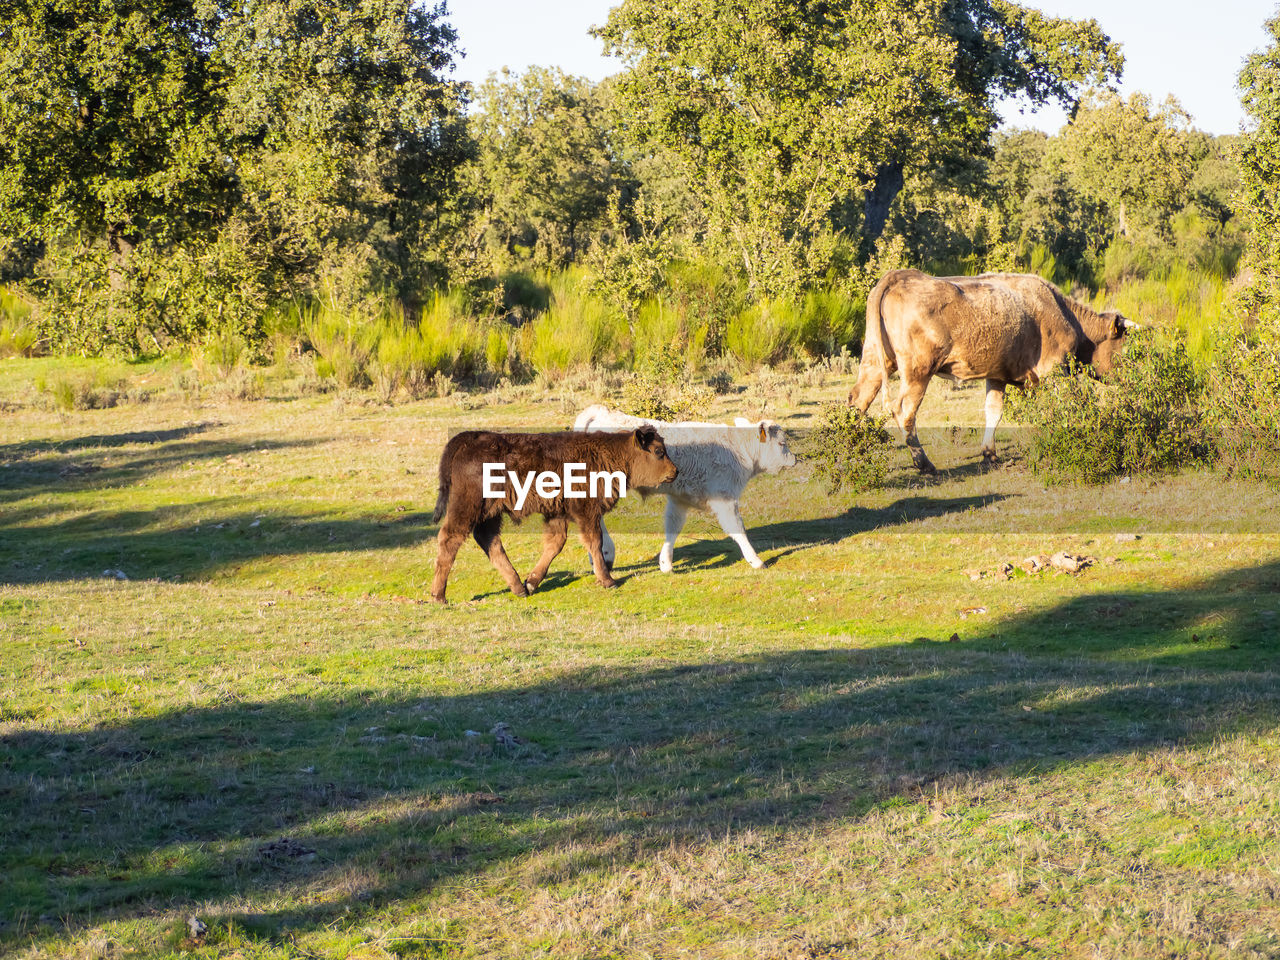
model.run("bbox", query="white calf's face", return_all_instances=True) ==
[735,418,796,473]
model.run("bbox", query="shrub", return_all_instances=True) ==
[725,298,798,369]
[620,344,711,421]
[1006,333,1216,483]
[662,258,748,358]
[1205,322,1280,480]
[631,295,710,370]
[803,403,893,495]
[0,287,38,357]
[527,273,626,378]
[192,330,249,380]
[795,288,863,359]
[373,292,488,398]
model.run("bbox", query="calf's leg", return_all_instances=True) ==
[599,519,616,571]
[982,378,1006,461]
[525,517,568,592]
[430,522,470,604]
[578,517,618,588]
[659,498,690,573]
[471,515,528,598]
[709,499,763,569]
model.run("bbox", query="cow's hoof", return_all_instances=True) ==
[916,462,938,476]
[981,448,1001,464]
[658,561,673,573]
[523,579,538,594]
[512,584,529,598]
[747,558,765,569]
[429,594,447,605]
[600,577,619,589]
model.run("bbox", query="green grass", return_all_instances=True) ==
[1,360,1279,958]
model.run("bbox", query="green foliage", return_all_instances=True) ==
[1007,335,1215,484]
[585,193,676,320]
[527,273,626,378]
[0,286,37,357]
[796,289,864,359]
[0,0,468,353]
[1238,12,1280,326]
[1205,322,1280,480]
[723,288,862,369]
[302,291,491,395]
[726,299,799,370]
[463,67,621,270]
[1054,91,1196,241]
[804,403,893,495]
[1094,262,1235,362]
[598,0,1120,293]
[617,343,715,421]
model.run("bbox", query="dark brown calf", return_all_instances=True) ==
[430,427,677,602]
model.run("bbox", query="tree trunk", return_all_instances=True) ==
[859,160,904,262]
[105,222,135,292]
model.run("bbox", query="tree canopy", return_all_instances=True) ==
[0,0,467,350]
[595,0,1122,293]
[1238,9,1280,325]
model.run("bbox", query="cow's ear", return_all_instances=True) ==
[634,425,657,448]
[758,423,767,442]
[1110,313,1127,339]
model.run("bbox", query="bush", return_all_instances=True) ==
[527,273,626,378]
[631,296,711,370]
[303,304,380,388]
[1206,323,1280,480]
[795,288,863,359]
[804,403,893,495]
[725,298,798,369]
[1006,333,1216,483]
[620,344,711,421]
[0,287,38,357]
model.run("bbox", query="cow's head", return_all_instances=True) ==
[734,417,798,473]
[1085,310,1138,374]
[631,425,678,485]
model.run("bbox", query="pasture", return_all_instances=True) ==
[2,359,1279,959]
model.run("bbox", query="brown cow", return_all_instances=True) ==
[429,427,677,603]
[848,270,1136,474]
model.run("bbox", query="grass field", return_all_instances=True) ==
[2,357,1279,959]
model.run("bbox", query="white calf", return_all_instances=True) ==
[573,405,797,572]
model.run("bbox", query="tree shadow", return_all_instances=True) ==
[0,422,222,457]
[0,421,415,584]
[0,429,326,509]
[600,494,1009,575]
[0,503,437,586]
[5,559,1279,950]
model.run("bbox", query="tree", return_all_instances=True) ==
[1238,9,1280,325]
[1052,90,1195,242]
[595,0,1122,293]
[0,0,467,352]
[463,67,621,269]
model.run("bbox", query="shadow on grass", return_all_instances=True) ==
[607,494,1011,575]
[0,422,421,585]
[0,423,328,512]
[0,503,437,586]
[3,560,1280,950]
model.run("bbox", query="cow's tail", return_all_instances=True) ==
[432,441,453,523]
[852,274,893,413]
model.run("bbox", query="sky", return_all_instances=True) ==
[444,0,1276,135]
